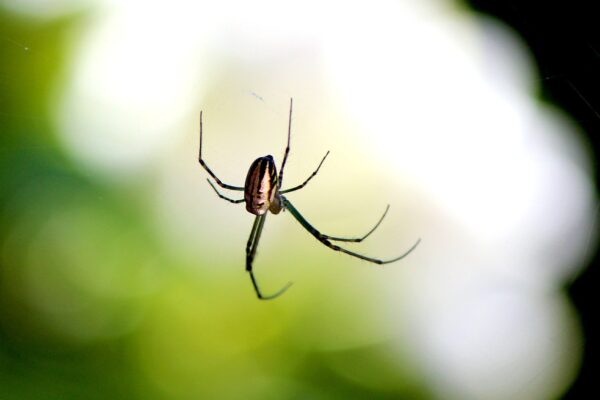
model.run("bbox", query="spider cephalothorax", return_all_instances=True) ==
[198,98,420,300]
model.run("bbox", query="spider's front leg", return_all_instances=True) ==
[198,111,245,191]
[282,196,421,264]
[322,205,390,243]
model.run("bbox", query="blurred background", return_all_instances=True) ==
[1,0,597,399]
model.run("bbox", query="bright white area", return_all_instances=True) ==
[11,0,594,399]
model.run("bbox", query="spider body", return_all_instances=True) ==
[198,98,420,300]
[244,155,281,215]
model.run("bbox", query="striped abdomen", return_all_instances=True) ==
[244,156,278,215]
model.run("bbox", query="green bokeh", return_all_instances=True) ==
[0,9,430,400]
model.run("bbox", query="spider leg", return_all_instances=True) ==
[280,151,330,194]
[207,179,245,204]
[246,214,293,300]
[324,204,390,243]
[282,197,420,264]
[198,111,245,191]
[277,98,293,190]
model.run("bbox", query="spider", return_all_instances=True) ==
[198,99,421,300]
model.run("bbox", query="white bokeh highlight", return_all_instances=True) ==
[0,0,89,19]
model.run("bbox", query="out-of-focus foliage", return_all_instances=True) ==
[0,10,430,400]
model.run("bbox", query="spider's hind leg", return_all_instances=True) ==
[206,179,245,204]
[246,214,293,300]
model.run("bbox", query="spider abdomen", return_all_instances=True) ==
[244,155,278,215]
